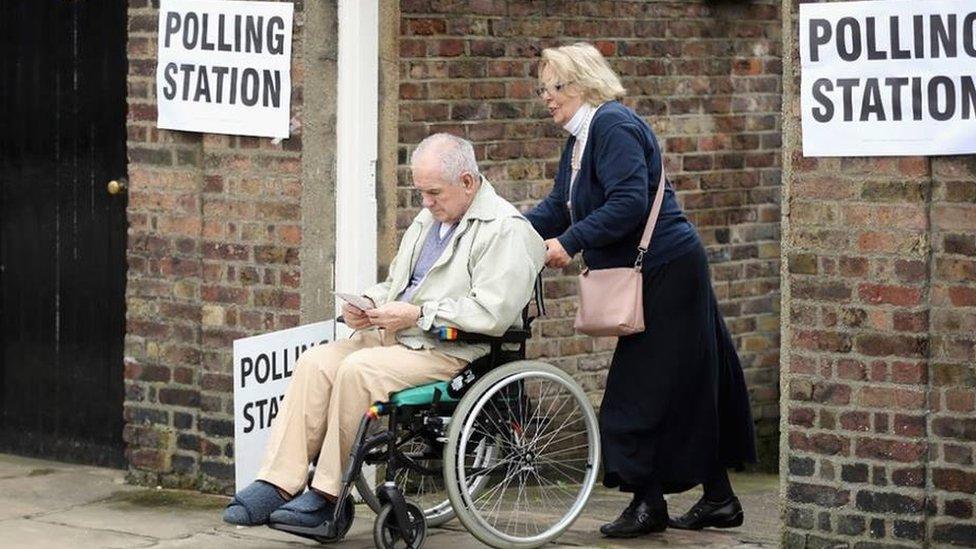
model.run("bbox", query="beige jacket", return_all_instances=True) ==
[361,179,546,363]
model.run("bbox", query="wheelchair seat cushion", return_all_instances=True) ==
[390,380,458,407]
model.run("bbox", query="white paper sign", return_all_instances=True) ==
[800,0,976,156]
[232,321,334,491]
[156,0,293,138]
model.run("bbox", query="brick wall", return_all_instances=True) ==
[782,0,976,546]
[121,0,783,492]
[396,0,783,469]
[928,156,976,547]
[124,0,320,492]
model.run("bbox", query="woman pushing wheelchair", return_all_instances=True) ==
[524,43,757,537]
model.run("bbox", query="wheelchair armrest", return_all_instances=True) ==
[433,326,530,344]
[339,316,531,345]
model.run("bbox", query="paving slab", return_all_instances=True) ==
[0,517,156,549]
[0,462,134,521]
[0,453,780,549]
[37,489,230,540]
[150,532,312,548]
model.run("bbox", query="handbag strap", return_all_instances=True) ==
[634,162,668,269]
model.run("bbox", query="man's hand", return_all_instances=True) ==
[544,238,572,269]
[342,302,373,329]
[366,302,422,333]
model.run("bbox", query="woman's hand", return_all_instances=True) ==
[342,302,373,329]
[544,238,572,269]
[366,302,422,333]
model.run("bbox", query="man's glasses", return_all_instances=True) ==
[534,81,572,98]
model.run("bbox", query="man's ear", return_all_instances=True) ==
[461,172,478,193]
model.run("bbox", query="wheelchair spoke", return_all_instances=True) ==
[530,424,587,460]
[535,457,590,477]
[527,410,585,454]
[449,365,600,547]
[476,459,520,521]
[524,388,574,453]
[528,465,578,522]
[521,382,563,443]
[535,442,591,459]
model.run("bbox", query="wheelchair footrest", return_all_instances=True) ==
[268,520,339,543]
[266,496,355,544]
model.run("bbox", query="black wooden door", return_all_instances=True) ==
[0,0,128,467]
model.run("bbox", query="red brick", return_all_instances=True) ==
[933,468,976,494]
[430,38,465,57]
[869,361,889,382]
[812,383,852,405]
[200,285,249,305]
[855,438,927,462]
[406,18,447,35]
[858,283,923,307]
[836,359,866,380]
[840,412,871,432]
[934,205,976,231]
[857,387,926,410]
[944,444,974,465]
[892,414,926,437]
[945,499,974,519]
[945,390,976,412]
[948,286,976,306]
[793,330,853,353]
[893,311,928,333]
[854,334,928,358]
[789,407,815,427]
[891,361,927,384]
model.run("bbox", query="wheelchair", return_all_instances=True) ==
[269,291,601,549]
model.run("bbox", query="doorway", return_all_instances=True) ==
[0,0,129,467]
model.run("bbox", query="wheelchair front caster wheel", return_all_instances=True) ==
[373,502,427,549]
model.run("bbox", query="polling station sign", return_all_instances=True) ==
[800,0,976,157]
[156,0,293,138]
[232,321,334,491]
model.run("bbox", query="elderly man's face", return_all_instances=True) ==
[412,156,477,224]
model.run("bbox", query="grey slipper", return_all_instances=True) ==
[223,480,289,526]
[269,490,336,528]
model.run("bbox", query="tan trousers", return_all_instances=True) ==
[256,328,465,496]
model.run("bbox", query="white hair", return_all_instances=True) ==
[410,133,480,184]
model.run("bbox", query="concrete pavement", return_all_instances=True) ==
[0,453,780,548]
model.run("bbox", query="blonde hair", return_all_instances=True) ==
[539,42,626,104]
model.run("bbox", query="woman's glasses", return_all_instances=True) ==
[534,81,572,98]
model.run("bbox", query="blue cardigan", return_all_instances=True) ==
[526,102,699,271]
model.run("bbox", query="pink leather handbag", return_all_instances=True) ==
[574,166,667,337]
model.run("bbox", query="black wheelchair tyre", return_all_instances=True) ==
[373,502,427,549]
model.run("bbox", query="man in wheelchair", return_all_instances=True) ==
[223,133,546,534]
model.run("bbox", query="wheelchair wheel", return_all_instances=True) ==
[373,501,427,549]
[355,419,498,526]
[444,361,600,549]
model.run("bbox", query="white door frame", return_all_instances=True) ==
[334,0,379,330]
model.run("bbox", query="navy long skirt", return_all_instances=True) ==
[599,243,757,494]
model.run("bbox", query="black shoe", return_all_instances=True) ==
[600,499,668,538]
[668,495,744,530]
